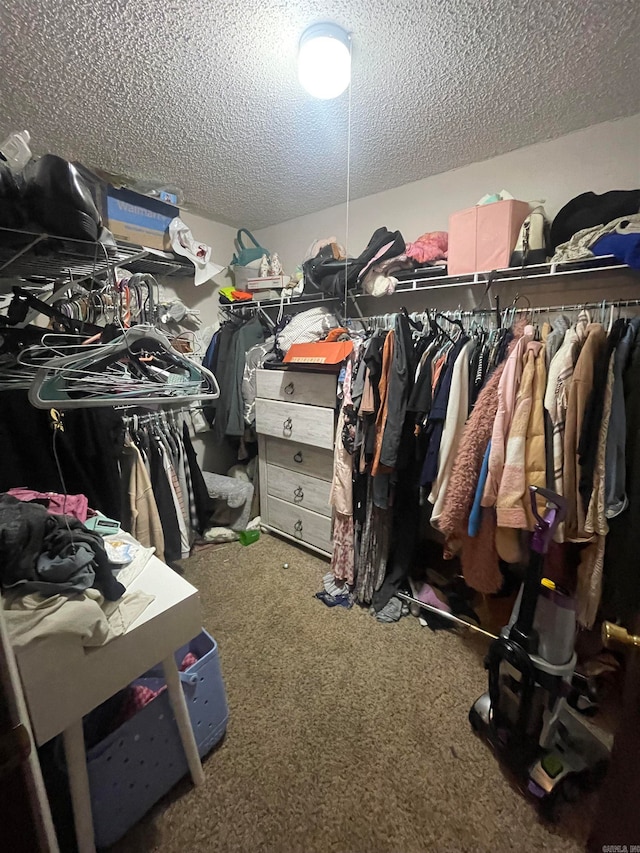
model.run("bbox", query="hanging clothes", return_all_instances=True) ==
[420,333,469,488]
[379,313,416,469]
[429,338,474,528]
[371,330,395,477]
[182,422,211,535]
[577,352,615,628]
[482,324,534,507]
[564,323,607,541]
[605,318,640,518]
[315,302,640,629]
[145,434,183,565]
[437,342,514,593]
[120,442,165,562]
[603,321,640,619]
[525,339,547,528]
[330,352,357,585]
[578,319,627,514]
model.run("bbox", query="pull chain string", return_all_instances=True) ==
[51,415,75,548]
[343,32,353,323]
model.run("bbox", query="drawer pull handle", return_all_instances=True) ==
[283,417,293,436]
[293,486,304,502]
[293,451,303,463]
[284,382,295,396]
[294,519,303,536]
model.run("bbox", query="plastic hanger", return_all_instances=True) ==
[28,326,220,409]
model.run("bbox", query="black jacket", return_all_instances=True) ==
[603,324,640,619]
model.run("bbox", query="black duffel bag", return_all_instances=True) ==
[303,227,405,298]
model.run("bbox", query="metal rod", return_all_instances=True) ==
[356,297,640,327]
[511,298,640,315]
[221,293,337,311]
[396,592,498,640]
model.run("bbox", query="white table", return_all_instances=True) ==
[12,556,204,853]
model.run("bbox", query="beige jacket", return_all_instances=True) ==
[564,323,606,541]
[496,341,542,530]
[124,443,165,561]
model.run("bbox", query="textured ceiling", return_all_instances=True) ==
[1,1,639,230]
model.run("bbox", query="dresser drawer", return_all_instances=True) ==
[267,495,332,553]
[256,369,336,408]
[266,464,331,517]
[264,436,333,481]
[255,398,334,450]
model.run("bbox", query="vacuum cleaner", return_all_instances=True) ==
[468,486,610,820]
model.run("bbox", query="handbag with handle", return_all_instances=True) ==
[230,227,269,267]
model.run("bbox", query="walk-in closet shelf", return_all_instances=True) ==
[222,256,632,313]
[0,227,194,285]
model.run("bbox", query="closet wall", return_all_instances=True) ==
[254,113,640,272]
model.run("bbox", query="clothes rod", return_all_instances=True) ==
[396,592,498,640]
[509,298,640,315]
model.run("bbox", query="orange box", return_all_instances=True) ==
[283,341,353,367]
[448,199,530,275]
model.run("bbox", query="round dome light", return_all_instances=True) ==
[298,23,351,100]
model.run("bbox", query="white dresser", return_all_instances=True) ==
[255,368,336,556]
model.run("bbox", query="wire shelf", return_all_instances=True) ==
[0,228,194,284]
[220,256,635,312]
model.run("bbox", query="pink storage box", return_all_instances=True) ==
[448,199,530,275]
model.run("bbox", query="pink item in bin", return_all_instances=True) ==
[448,199,530,275]
[180,652,198,670]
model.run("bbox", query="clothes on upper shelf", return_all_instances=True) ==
[549,189,640,253]
[328,305,640,631]
[592,227,640,269]
[551,212,640,264]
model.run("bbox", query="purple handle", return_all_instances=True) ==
[529,486,566,554]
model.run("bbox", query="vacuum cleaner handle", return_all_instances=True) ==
[529,486,566,555]
[487,637,537,746]
[509,487,567,654]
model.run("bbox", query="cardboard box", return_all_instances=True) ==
[246,275,286,292]
[104,186,177,251]
[73,164,177,251]
[448,199,530,275]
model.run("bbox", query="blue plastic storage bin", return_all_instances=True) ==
[87,630,228,849]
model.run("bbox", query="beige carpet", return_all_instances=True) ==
[111,534,596,853]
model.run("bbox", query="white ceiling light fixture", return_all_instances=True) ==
[298,23,351,100]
